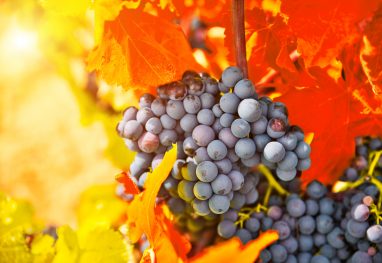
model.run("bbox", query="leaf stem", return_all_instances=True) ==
[232,0,248,78]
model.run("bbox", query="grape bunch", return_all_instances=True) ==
[215,137,382,262]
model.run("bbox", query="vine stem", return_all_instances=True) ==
[232,0,248,78]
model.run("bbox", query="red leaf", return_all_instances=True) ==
[115,171,140,195]
[360,6,382,95]
[281,0,379,68]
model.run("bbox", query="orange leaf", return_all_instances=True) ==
[360,7,382,95]
[189,230,279,263]
[88,8,200,95]
[281,0,379,68]
[125,145,191,261]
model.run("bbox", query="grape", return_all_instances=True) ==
[150,98,166,116]
[327,227,345,249]
[221,66,244,87]
[261,154,277,169]
[139,93,155,108]
[237,98,262,122]
[298,235,313,252]
[306,180,327,199]
[261,217,274,231]
[214,158,233,174]
[167,197,186,215]
[138,132,160,153]
[345,167,358,181]
[218,128,238,148]
[245,188,259,204]
[285,255,297,263]
[235,138,256,159]
[276,168,297,181]
[159,129,177,146]
[239,174,259,194]
[297,253,312,263]
[296,158,311,171]
[194,147,211,164]
[212,104,223,117]
[367,225,382,243]
[241,153,260,168]
[122,106,138,122]
[160,114,176,129]
[373,252,382,262]
[196,161,218,182]
[231,119,250,138]
[197,109,215,125]
[184,77,205,95]
[227,170,245,191]
[347,219,368,238]
[319,197,335,215]
[172,159,185,180]
[122,120,143,140]
[266,206,282,220]
[208,194,230,214]
[277,132,298,151]
[316,214,334,234]
[227,149,240,162]
[218,80,230,93]
[278,238,297,255]
[136,107,155,125]
[297,215,315,235]
[151,154,164,169]
[235,228,252,244]
[192,199,211,216]
[233,79,256,99]
[351,251,372,263]
[166,100,186,120]
[286,198,306,217]
[217,220,237,238]
[254,134,272,152]
[263,141,286,163]
[138,172,148,188]
[123,138,139,151]
[211,174,232,195]
[273,221,291,240]
[145,117,163,135]
[204,78,219,95]
[267,118,287,138]
[180,114,198,132]
[245,217,260,232]
[192,125,215,147]
[295,141,311,159]
[181,161,198,181]
[250,116,267,135]
[277,151,298,170]
[220,113,235,128]
[311,255,330,263]
[230,192,246,209]
[200,93,215,109]
[212,119,223,134]
[220,93,240,113]
[260,249,272,263]
[207,140,228,160]
[177,180,195,202]
[193,181,213,200]
[269,244,288,263]
[268,102,288,119]
[358,239,371,251]
[305,199,319,216]
[313,233,326,247]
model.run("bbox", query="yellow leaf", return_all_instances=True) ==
[40,0,89,16]
[31,234,55,263]
[53,226,80,263]
[0,227,32,263]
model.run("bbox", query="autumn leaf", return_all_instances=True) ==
[88,7,200,95]
[281,0,379,68]
[360,6,382,95]
[190,230,279,263]
[124,145,191,262]
[116,171,141,195]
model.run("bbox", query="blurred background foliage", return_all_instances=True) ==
[0,0,136,226]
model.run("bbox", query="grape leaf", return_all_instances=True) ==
[88,8,200,94]
[189,230,279,263]
[125,145,191,261]
[360,7,382,95]
[281,0,379,68]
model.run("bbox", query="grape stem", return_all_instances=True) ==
[232,0,248,78]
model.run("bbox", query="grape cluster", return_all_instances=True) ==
[215,137,382,262]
